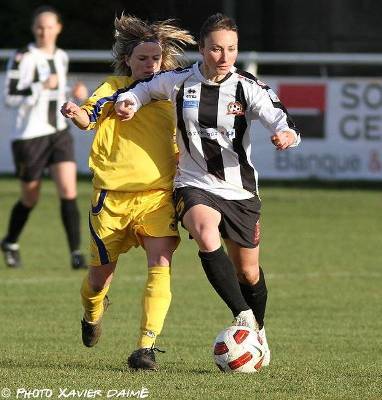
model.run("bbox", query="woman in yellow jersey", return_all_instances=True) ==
[61,15,195,370]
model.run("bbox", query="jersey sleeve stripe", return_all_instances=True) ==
[88,90,122,123]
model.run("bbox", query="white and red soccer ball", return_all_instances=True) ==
[213,326,265,373]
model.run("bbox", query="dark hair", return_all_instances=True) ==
[32,5,63,25]
[199,13,238,47]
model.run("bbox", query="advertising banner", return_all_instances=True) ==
[252,77,382,180]
[0,74,381,180]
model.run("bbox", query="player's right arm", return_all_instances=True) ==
[115,69,188,120]
[63,77,121,130]
[61,101,90,129]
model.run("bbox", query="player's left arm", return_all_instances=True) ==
[271,130,299,150]
[248,81,301,150]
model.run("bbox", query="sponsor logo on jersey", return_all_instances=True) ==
[185,88,198,99]
[186,128,236,140]
[227,101,245,116]
[183,100,199,108]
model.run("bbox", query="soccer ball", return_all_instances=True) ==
[213,326,265,373]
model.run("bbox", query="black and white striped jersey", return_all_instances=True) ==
[4,43,69,140]
[117,62,300,200]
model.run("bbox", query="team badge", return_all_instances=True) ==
[227,101,244,116]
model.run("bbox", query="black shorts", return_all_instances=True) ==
[173,186,261,248]
[11,129,75,182]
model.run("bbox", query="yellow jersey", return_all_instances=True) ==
[82,76,177,192]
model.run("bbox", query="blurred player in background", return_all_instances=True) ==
[115,13,302,367]
[1,6,88,269]
[61,15,195,370]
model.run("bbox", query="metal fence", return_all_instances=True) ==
[2,49,382,75]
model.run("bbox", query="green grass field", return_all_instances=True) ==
[0,176,381,400]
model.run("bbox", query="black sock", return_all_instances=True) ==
[199,246,250,316]
[239,267,268,329]
[60,198,81,252]
[4,201,33,243]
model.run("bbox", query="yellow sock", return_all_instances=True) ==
[80,274,110,323]
[138,266,172,348]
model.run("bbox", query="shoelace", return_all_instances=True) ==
[232,316,249,327]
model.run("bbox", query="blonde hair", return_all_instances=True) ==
[112,15,196,75]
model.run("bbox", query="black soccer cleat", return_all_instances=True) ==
[81,295,110,347]
[71,250,87,270]
[127,346,165,371]
[1,240,21,268]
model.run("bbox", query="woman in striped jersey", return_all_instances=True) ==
[115,13,302,367]
[1,6,88,270]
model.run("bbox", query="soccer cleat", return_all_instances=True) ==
[232,310,259,332]
[127,346,165,371]
[258,326,271,366]
[81,295,110,347]
[1,240,21,268]
[71,250,87,270]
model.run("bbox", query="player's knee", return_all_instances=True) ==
[21,181,40,207]
[88,267,113,292]
[194,226,221,251]
[88,281,108,293]
[146,238,178,266]
[21,195,39,208]
[60,189,77,199]
[237,265,260,285]
[147,250,173,267]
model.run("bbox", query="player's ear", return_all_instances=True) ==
[56,21,63,35]
[198,40,204,56]
[124,55,130,67]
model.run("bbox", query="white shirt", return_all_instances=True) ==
[4,43,69,140]
[117,62,301,199]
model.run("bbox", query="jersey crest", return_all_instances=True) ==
[227,101,245,116]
